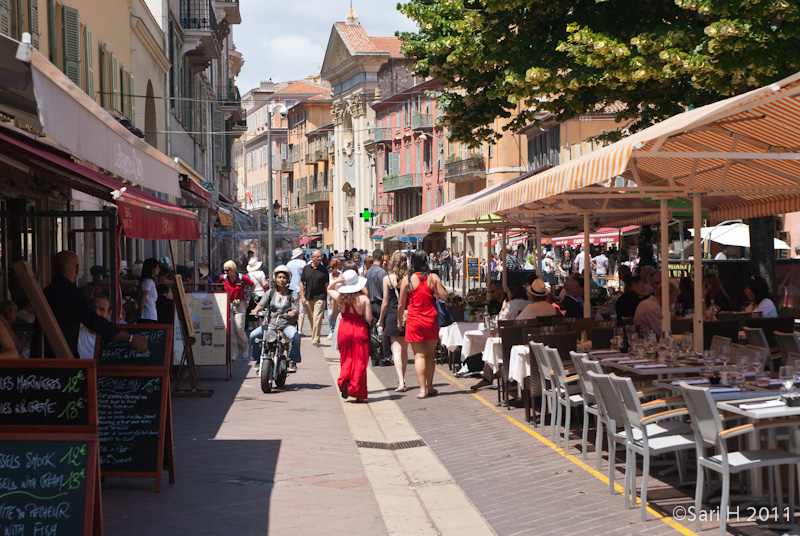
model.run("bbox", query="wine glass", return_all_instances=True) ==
[681,332,693,355]
[750,348,764,378]
[780,365,795,394]
[628,333,639,356]
[718,345,730,367]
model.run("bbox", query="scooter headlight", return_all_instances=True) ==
[266,330,278,343]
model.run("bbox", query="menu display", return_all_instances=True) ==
[0,367,91,427]
[97,326,172,368]
[97,375,163,473]
[467,257,480,279]
[0,440,92,536]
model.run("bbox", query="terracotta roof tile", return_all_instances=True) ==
[273,81,330,96]
[370,37,404,58]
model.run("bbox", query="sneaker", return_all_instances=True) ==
[326,333,333,339]
[287,360,297,373]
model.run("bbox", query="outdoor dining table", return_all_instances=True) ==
[481,337,504,374]
[461,330,493,363]
[595,352,712,376]
[508,345,531,385]
[439,322,482,352]
[652,378,777,401]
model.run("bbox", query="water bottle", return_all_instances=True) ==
[465,301,472,321]
[377,326,383,337]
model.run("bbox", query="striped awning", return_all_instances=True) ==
[445,70,800,227]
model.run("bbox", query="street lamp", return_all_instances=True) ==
[266,103,288,278]
[343,227,348,251]
[273,200,281,219]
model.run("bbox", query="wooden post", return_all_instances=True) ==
[462,231,467,298]
[501,228,507,290]
[583,214,591,318]
[660,198,671,336]
[692,193,704,352]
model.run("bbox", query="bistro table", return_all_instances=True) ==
[439,322,482,352]
[509,345,531,385]
[481,337,504,374]
[461,330,492,363]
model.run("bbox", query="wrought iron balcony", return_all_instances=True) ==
[305,189,330,204]
[313,149,327,162]
[217,79,240,107]
[180,0,218,39]
[383,173,422,193]
[304,153,313,164]
[412,114,433,130]
[373,128,392,143]
[281,160,292,172]
[444,156,486,183]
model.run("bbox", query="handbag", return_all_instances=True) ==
[435,298,455,327]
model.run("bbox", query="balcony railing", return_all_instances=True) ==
[281,160,292,172]
[412,114,433,130]
[373,128,392,143]
[180,0,218,40]
[313,149,327,162]
[217,79,240,107]
[383,173,422,193]
[375,205,393,214]
[305,189,330,204]
[444,156,486,183]
[304,153,313,164]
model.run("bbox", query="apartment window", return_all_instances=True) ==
[82,25,93,99]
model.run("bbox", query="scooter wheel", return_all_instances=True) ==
[276,372,287,388]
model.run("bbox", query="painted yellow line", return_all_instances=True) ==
[437,367,698,536]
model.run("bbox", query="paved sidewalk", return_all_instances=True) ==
[102,346,385,535]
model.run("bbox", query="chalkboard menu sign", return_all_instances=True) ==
[97,325,173,368]
[467,257,480,279]
[0,360,96,430]
[97,375,164,473]
[0,439,96,536]
[0,359,101,535]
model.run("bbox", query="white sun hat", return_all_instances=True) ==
[338,269,367,294]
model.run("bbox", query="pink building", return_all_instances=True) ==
[371,80,446,231]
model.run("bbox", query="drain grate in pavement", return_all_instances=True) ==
[355,439,426,451]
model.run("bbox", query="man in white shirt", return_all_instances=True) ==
[634,282,679,336]
[574,248,587,276]
[78,295,113,359]
[286,248,307,335]
[592,250,609,287]
[714,247,728,260]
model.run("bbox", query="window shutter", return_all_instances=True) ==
[61,6,80,86]
[110,52,118,110]
[46,0,54,60]
[389,152,399,176]
[119,65,127,115]
[213,110,223,165]
[83,26,93,99]
[0,0,9,37]
[28,0,39,48]
[128,73,134,125]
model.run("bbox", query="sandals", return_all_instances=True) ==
[395,385,407,392]
[341,380,349,399]
[417,389,438,399]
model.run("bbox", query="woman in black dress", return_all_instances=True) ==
[379,251,409,391]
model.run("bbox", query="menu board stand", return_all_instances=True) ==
[0,359,103,535]
[95,325,176,492]
[172,276,213,396]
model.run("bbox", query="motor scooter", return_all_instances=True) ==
[255,312,291,393]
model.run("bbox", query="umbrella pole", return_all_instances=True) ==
[583,213,591,319]
[501,228,507,290]
[462,231,467,300]
[693,194,704,353]
[536,224,542,277]
[660,199,670,336]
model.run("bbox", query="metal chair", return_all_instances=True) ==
[679,383,800,535]
[709,335,731,356]
[744,326,781,372]
[570,351,603,466]
[703,320,739,350]
[530,341,557,438]
[548,346,583,451]
[773,330,800,364]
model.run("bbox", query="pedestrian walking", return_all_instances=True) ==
[287,248,307,336]
[398,249,448,399]
[328,270,371,402]
[220,260,254,360]
[327,258,342,341]
[379,251,409,392]
[300,249,328,346]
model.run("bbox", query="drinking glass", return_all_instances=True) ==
[718,345,730,367]
[628,333,639,356]
[750,349,764,377]
[686,308,694,318]
[780,365,795,394]
[614,327,624,341]
[681,332,693,355]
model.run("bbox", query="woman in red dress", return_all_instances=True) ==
[327,270,372,402]
[398,249,448,398]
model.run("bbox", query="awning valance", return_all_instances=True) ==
[0,128,199,240]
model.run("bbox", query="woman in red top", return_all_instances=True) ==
[398,249,447,398]
[220,260,254,360]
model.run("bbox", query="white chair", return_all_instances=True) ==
[570,351,603,467]
[774,331,800,364]
[586,370,630,499]
[729,343,746,362]
[529,341,556,434]
[679,383,800,535]
[744,326,780,372]
[612,374,695,521]
[709,335,731,355]
[547,346,583,450]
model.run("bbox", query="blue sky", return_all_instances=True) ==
[235,1,418,93]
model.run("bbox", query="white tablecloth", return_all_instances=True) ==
[439,322,482,351]
[509,345,531,384]
[461,330,492,362]
[481,338,503,373]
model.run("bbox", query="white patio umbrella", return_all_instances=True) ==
[689,223,790,249]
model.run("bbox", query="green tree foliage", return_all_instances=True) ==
[397,0,800,145]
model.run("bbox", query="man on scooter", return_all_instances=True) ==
[250,265,302,372]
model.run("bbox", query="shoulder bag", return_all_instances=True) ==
[429,276,455,327]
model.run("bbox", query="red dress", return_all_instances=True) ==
[337,303,370,399]
[404,273,439,342]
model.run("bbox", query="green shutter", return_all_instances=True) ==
[28,0,38,48]
[46,0,54,60]
[389,152,399,176]
[61,6,80,86]
[110,52,118,110]
[0,0,10,37]
[83,26,93,99]
[128,73,134,125]
[213,109,223,165]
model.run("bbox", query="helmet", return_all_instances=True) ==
[273,264,292,282]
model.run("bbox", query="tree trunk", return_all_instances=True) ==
[747,216,776,296]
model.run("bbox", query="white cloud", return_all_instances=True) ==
[234,0,418,92]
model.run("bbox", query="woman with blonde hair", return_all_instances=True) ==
[328,270,372,402]
[379,251,409,391]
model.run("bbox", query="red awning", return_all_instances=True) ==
[0,129,200,240]
[299,234,321,246]
[485,233,528,247]
[548,226,638,248]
